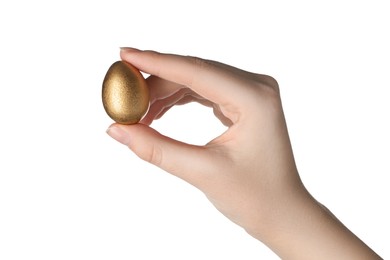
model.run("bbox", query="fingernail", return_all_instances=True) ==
[120,47,140,52]
[106,126,131,145]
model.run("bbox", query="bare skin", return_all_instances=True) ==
[107,48,382,259]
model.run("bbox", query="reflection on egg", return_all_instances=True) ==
[102,61,149,124]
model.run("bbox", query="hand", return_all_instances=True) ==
[107,48,381,259]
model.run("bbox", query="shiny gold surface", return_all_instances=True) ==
[102,61,149,124]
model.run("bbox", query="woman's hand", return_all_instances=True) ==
[107,48,381,259]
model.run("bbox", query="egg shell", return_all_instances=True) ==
[102,61,149,124]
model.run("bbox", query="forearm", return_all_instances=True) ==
[249,190,382,259]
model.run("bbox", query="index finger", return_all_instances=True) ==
[120,48,257,107]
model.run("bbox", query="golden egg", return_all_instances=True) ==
[102,61,149,124]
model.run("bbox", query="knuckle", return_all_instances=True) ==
[141,143,163,167]
[262,74,279,90]
[188,55,208,68]
[241,74,282,112]
[254,74,280,93]
[253,74,281,99]
[185,56,212,87]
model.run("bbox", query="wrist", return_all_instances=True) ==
[247,188,381,259]
[244,184,315,243]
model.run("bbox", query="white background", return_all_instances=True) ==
[0,1,388,259]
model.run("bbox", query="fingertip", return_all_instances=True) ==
[119,47,142,63]
[106,124,131,146]
[119,47,141,53]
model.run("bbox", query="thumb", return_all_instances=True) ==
[106,123,215,188]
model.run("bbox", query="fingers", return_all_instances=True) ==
[141,75,210,125]
[145,75,185,104]
[107,123,221,189]
[120,48,256,110]
[213,105,234,127]
[140,88,212,125]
